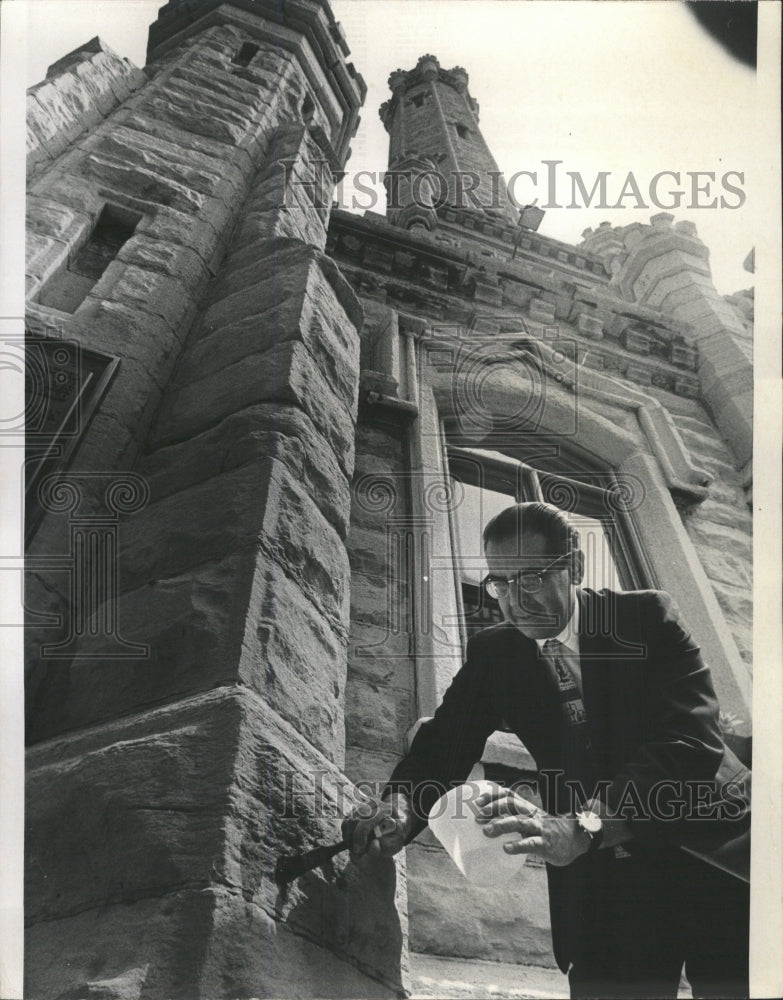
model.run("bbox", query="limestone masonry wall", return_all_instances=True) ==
[25,6,409,998]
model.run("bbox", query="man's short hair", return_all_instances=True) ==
[482,501,580,556]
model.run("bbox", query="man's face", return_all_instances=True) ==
[484,530,576,640]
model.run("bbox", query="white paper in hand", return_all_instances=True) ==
[427,779,526,887]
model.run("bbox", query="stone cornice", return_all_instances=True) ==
[436,206,610,280]
[327,209,701,400]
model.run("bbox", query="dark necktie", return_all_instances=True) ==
[543,638,592,801]
[543,638,586,727]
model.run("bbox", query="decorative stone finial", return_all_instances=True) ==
[388,69,408,91]
[417,54,440,80]
[448,65,469,91]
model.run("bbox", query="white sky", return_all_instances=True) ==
[20,0,761,295]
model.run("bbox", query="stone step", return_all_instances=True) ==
[408,952,693,999]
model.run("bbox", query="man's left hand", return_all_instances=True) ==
[475,787,590,868]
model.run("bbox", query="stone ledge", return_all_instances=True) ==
[26,687,409,997]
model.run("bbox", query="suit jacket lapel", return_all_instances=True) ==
[496,621,559,744]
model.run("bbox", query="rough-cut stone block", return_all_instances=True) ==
[26,689,409,998]
[27,171,105,223]
[39,301,187,473]
[528,297,556,324]
[344,674,408,755]
[134,203,226,274]
[349,523,401,579]
[692,496,752,532]
[26,194,90,241]
[240,561,348,760]
[186,247,360,411]
[49,63,112,123]
[685,519,752,563]
[152,339,356,476]
[673,416,737,463]
[354,422,407,470]
[73,294,185,368]
[26,693,238,924]
[84,260,197,335]
[228,127,334,249]
[78,124,246,203]
[199,891,403,999]
[24,231,69,286]
[124,93,252,150]
[26,139,53,178]
[27,38,148,184]
[27,80,93,148]
[116,235,212,290]
[143,74,261,136]
[25,888,218,1000]
[140,402,351,538]
[224,691,410,993]
[344,745,404,787]
[576,311,604,339]
[350,569,410,631]
[27,548,258,742]
[348,621,416,691]
[696,546,752,590]
[118,459,351,629]
[349,484,408,534]
[26,104,55,156]
[245,193,328,250]
[74,150,203,212]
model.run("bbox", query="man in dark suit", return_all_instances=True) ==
[343,501,751,999]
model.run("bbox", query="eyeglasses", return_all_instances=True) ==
[483,554,570,599]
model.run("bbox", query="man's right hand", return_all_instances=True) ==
[341,792,414,858]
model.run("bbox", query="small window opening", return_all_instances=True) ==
[302,94,315,123]
[38,205,141,314]
[455,122,470,140]
[232,42,259,67]
[408,92,426,108]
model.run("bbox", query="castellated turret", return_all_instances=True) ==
[379,53,518,230]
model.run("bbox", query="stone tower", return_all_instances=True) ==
[24,7,753,997]
[379,54,518,231]
[25,2,412,997]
